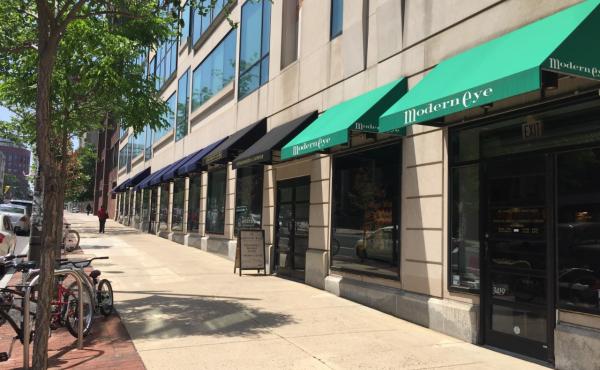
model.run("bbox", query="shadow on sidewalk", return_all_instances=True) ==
[115,293,296,339]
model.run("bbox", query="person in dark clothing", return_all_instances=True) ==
[97,206,108,233]
[86,203,92,216]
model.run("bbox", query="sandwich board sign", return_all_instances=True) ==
[234,229,267,276]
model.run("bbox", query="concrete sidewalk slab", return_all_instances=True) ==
[67,212,548,370]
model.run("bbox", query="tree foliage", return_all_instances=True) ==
[65,145,96,202]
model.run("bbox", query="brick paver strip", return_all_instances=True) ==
[0,271,145,369]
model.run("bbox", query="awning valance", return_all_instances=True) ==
[379,0,600,132]
[233,111,318,168]
[175,138,227,176]
[281,78,407,160]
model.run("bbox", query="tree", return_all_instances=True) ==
[65,145,96,202]
[0,1,209,367]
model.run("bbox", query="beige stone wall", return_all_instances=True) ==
[124,0,592,299]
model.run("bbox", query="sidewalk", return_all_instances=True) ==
[69,213,547,370]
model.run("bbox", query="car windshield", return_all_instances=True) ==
[0,205,25,214]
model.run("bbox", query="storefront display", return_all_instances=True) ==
[234,166,263,235]
[206,168,226,234]
[331,144,400,279]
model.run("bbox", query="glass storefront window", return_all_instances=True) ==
[206,168,226,234]
[331,144,400,279]
[234,166,263,235]
[150,187,158,231]
[450,164,480,290]
[159,183,169,231]
[134,190,142,224]
[557,148,600,314]
[187,175,201,233]
[171,178,185,232]
[142,189,150,224]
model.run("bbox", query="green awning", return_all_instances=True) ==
[281,78,407,160]
[379,0,600,132]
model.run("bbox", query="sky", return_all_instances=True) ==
[0,105,13,122]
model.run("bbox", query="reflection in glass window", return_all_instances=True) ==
[131,132,145,159]
[330,0,343,39]
[142,189,150,224]
[331,144,400,279]
[192,0,226,45]
[450,165,480,290]
[159,183,170,231]
[144,125,153,160]
[180,1,191,45]
[155,3,177,91]
[187,175,201,233]
[557,148,600,314]
[150,188,158,231]
[154,93,176,143]
[206,168,226,234]
[171,178,185,231]
[239,0,271,99]
[234,166,263,235]
[176,70,189,141]
[134,190,142,224]
[191,31,236,111]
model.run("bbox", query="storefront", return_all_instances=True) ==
[379,1,600,364]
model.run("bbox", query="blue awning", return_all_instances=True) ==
[158,155,194,184]
[113,178,132,193]
[129,167,151,187]
[176,138,227,176]
[137,165,170,190]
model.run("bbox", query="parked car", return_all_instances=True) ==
[8,199,33,216]
[72,206,80,213]
[0,214,17,255]
[354,226,396,262]
[0,204,30,236]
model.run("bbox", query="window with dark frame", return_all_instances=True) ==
[206,168,227,234]
[187,174,201,233]
[330,0,343,39]
[331,144,401,279]
[280,0,299,69]
[175,70,190,141]
[238,0,271,99]
[171,178,185,232]
[154,92,176,143]
[191,31,236,111]
[234,166,263,235]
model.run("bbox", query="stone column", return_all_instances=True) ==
[132,190,137,228]
[262,165,275,274]
[199,171,208,250]
[224,162,237,259]
[306,153,331,289]
[183,177,190,234]
[154,188,160,234]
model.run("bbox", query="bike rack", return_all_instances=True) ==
[22,269,85,369]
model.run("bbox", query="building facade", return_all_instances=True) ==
[93,117,120,217]
[0,138,31,199]
[112,1,600,368]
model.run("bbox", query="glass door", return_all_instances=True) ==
[275,177,310,280]
[483,154,553,361]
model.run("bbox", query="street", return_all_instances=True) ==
[66,212,546,370]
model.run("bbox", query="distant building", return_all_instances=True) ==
[0,152,5,200]
[92,117,119,217]
[0,139,30,199]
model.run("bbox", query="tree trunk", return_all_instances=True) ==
[33,3,60,367]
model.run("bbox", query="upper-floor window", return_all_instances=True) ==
[154,36,177,91]
[175,69,190,141]
[119,121,128,139]
[131,132,145,159]
[180,1,191,45]
[330,0,343,39]
[118,145,127,170]
[154,92,176,143]
[192,0,226,46]
[144,125,153,160]
[126,142,133,173]
[239,0,271,99]
[281,0,299,69]
[191,30,236,111]
[148,56,156,78]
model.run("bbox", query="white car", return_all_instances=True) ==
[0,214,17,255]
[0,204,30,235]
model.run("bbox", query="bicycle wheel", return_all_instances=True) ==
[97,279,114,316]
[65,282,93,338]
[64,230,80,252]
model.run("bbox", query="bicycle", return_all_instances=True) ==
[62,221,80,252]
[57,257,114,337]
[0,253,35,362]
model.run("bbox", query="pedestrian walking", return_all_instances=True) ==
[98,206,108,233]
[86,203,92,216]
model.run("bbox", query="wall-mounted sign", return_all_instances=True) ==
[522,119,543,140]
[234,229,267,276]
